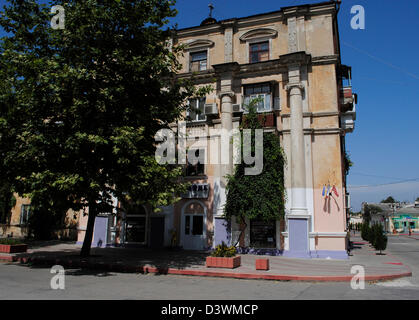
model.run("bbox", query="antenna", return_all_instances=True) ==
[208,3,214,18]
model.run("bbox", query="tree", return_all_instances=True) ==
[381,196,397,203]
[362,204,382,224]
[0,0,207,256]
[361,222,369,241]
[373,223,387,254]
[0,184,16,225]
[416,197,419,202]
[224,100,286,246]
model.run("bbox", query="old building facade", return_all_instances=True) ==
[4,1,357,259]
[160,0,357,259]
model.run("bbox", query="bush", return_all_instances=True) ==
[211,242,237,257]
[373,224,388,254]
[0,238,24,245]
[361,223,369,241]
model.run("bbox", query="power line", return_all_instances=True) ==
[342,41,419,81]
[350,172,412,180]
[348,178,419,189]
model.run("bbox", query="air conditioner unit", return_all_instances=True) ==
[204,103,218,115]
[232,104,243,113]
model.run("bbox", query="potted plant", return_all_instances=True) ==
[206,242,241,269]
[0,238,28,253]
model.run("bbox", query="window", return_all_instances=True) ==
[190,51,207,72]
[250,219,276,248]
[243,83,272,112]
[20,204,31,225]
[187,97,206,121]
[186,149,205,176]
[249,41,269,63]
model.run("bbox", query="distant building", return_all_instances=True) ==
[362,201,419,233]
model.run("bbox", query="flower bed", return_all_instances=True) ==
[206,242,241,269]
[0,239,27,253]
[206,256,241,269]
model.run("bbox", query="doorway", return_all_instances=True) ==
[181,201,206,250]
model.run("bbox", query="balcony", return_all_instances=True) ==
[339,65,357,133]
[182,183,210,199]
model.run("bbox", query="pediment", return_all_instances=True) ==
[184,39,215,51]
[239,28,278,42]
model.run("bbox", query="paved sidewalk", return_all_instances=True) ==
[0,235,412,282]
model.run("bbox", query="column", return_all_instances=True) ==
[282,58,311,258]
[212,63,239,246]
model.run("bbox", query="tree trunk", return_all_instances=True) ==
[80,200,97,258]
[234,217,247,247]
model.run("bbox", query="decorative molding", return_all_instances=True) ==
[309,232,347,238]
[239,28,278,42]
[183,39,214,51]
[285,82,304,92]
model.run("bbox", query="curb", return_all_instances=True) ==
[1,255,412,283]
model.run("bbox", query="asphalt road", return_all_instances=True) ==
[1,235,419,300]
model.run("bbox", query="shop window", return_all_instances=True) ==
[250,219,276,248]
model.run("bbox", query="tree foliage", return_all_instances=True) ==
[362,204,382,224]
[0,0,207,255]
[381,196,397,204]
[224,100,286,245]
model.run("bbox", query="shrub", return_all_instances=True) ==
[211,242,237,257]
[361,223,369,241]
[373,224,388,254]
[0,238,24,245]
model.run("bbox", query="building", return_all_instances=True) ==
[5,1,358,259]
[362,201,419,234]
[0,193,79,240]
[88,0,354,259]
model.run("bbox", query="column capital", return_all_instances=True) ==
[285,82,304,92]
[279,51,311,66]
[218,91,235,99]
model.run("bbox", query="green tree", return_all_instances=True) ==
[373,223,387,254]
[381,196,397,203]
[0,0,207,256]
[224,100,286,246]
[362,204,383,224]
[0,184,16,224]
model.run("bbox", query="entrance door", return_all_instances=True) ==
[182,201,206,250]
[150,217,165,249]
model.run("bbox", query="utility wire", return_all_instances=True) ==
[348,178,419,189]
[342,41,419,81]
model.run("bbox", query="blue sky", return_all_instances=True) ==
[1,0,418,210]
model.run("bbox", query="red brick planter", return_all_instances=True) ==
[255,258,269,271]
[0,244,28,254]
[206,256,241,269]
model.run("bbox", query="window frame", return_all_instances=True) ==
[189,50,208,72]
[249,41,270,64]
[20,204,31,225]
[187,97,207,122]
[243,83,273,113]
[185,148,206,177]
